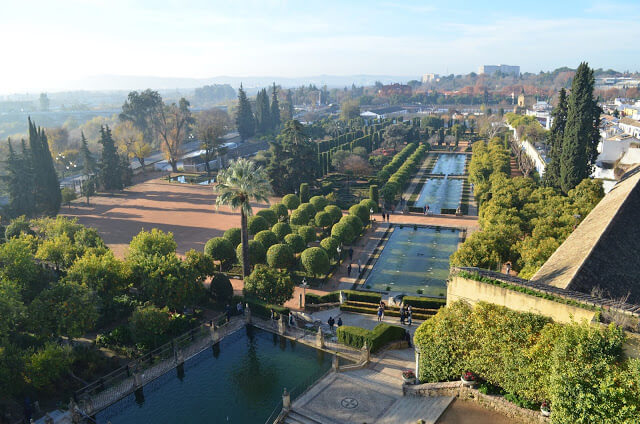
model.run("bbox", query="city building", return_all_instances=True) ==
[620,117,640,137]
[525,101,553,129]
[421,73,439,83]
[478,64,520,76]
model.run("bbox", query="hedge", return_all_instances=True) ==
[305,291,340,305]
[337,323,406,353]
[340,303,434,321]
[402,296,446,310]
[342,290,381,304]
[337,325,371,349]
[245,298,290,320]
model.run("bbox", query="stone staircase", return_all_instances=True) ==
[377,396,454,424]
[283,410,324,424]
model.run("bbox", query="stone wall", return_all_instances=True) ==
[404,381,550,424]
[447,275,597,325]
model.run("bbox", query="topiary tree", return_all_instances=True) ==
[247,215,269,235]
[256,209,277,226]
[266,243,294,270]
[369,185,379,205]
[223,227,242,248]
[210,272,233,303]
[324,204,343,224]
[289,209,309,226]
[382,182,398,205]
[299,183,310,203]
[243,264,294,305]
[284,233,306,253]
[282,193,300,210]
[298,225,317,244]
[204,237,236,270]
[271,222,292,240]
[340,214,364,236]
[309,195,328,211]
[331,221,355,244]
[359,198,378,214]
[320,237,339,258]
[314,211,333,231]
[301,247,330,278]
[269,203,289,221]
[349,204,370,225]
[236,239,266,269]
[297,202,316,218]
[254,230,278,249]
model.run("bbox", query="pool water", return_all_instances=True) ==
[431,154,467,175]
[169,175,215,185]
[96,326,332,424]
[365,226,460,295]
[414,177,463,213]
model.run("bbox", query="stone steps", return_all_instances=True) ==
[376,395,454,424]
[283,410,324,424]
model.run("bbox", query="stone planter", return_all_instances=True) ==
[460,377,476,387]
[402,376,416,385]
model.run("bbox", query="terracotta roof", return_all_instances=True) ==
[532,166,640,303]
[620,117,640,128]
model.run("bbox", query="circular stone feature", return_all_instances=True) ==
[341,397,359,409]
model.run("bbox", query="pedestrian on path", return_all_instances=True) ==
[423,205,427,215]
[386,213,390,223]
[347,263,352,277]
[377,302,385,322]
[407,306,413,326]
[400,307,406,325]
[357,259,362,274]
[382,211,385,221]
[328,316,335,330]
[349,248,354,260]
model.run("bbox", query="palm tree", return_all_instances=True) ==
[215,158,272,277]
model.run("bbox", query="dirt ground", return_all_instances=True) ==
[436,399,514,424]
[63,177,275,258]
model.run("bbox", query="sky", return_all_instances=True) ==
[1,0,640,93]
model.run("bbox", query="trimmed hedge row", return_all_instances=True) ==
[342,290,381,304]
[305,291,340,305]
[337,323,406,353]
[340,303,434,321]
[304,290,381,305]
[402,296,446,310]
[245,298,290,320]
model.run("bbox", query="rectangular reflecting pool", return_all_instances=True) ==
[414,177,463,213]
[431,154,467,175]
[364,226,460,295]
[96,326,332,424]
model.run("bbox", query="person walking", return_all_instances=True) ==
[407,306,413,326]
[236,301,244,316]
[349,248,354,260]
[337,317,343,327]
[426,204,430,215]
[424,205,427,216]
[357,259,362,275]
[377,302,385,322]
[386,213,390,223]
[328,316,335,330]
[400,306,406,325]
[225,304,232,323]
[382,211,385,221]
[347,263,352,277]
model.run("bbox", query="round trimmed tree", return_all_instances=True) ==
[320,236,339,257]
[359,198,378,214]
[301,247,330,278]
[256,209,277,226]
[284,233,306,253]
[270,203,289,221]
[247,215,269,235]
[331,221,355,244]
[210,272,233,303]
[282,193,300,210]
[309,195,329,211]
[236,239,266,268]
[271,222,292,240]
[204,237,236,270]
[254,230,278,249]
[314,211,332,230]
[223,228,242,248]
[297,202,316,218]
[289,209,309,226]
[340,214,364,236]
[298,225,317,244]
[349,204,370,225]
[324,204,343,224]
[243,265,294,305]
[266,243,294,270]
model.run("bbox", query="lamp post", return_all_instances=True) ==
[370,208,374,222]
[299,278,308,309]
[336,246,342,265]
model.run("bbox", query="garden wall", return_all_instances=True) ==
[404,381,549,424]
[447,275,597,325]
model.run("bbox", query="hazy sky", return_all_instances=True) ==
[1,0,640,93]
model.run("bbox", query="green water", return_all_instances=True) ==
[365,226,460,295]
[96,326,332,424]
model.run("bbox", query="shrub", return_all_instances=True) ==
[319,236,339,256]
[309,195,329,211]
[282,193,300,210]
[331,221,355,244]
[359,198,378,214]
[305,291,340,305]
[299,183,310,203]
[381,182,398,204]
[402,296,446,310]
[247,215,269,235]
[297,202,316,219]
[314,211,333,229]
[324,204,343,224]
[243,265,294,305]
[270,203,289,221]
[289,209,309,226]
[266,244,294,269]
[340,214,364,236]
[256,209,277,226]
[271,222,292,240]
[284,233,306,253]
[349,204,370,225]
[245,298,290,320]
[301,247,330,277]
[204,237,236,267]
[24,343,73,391]
[210,272,233,303]
[254,230,278,249]
[369,323,406,353]
[298,225,317,244]
[369,185,379,204]
[129,304,171,350]
[5,216,34,240]
[343,290,381,303]
[223,228,242,248]
[236,240,266,267]
[337,325,371,349]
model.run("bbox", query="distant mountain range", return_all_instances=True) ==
[26,74,417,93]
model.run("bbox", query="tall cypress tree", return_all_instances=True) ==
[544,88,568,189]
[79,131,95,176]
[4,139,35,217]
[27,118,60,216]
[236,84,255,141]
[99,125,123,190]
[270,83,281,131]
[560,62,600,193]
[255,88,271,134]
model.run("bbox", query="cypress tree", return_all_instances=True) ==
[560,62,600,193]
[544,88,568,189]
[27,118,60,216]
[99,125,123,190]
[270,83,281,131]
[79,131,95,176]
[4,139,35,217]
[255,88,271,134]
[236,84,255,141]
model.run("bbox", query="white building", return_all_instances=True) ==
[620,117,640,138]
[478,64,520,76]
[525,101,553,129]
[421,73,439,83]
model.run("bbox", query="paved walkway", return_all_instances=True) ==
[310,308,423,338]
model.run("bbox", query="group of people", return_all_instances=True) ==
[377,301,413,325]
[327,316,342,330]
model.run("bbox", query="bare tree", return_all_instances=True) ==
[155,98,194,172]
[196,108,230,176]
